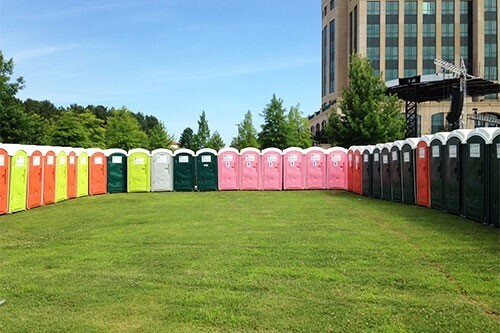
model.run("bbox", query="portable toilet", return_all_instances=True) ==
[218,148,239,190]
[444,130,473,215]
[196,148,218,191]
[174,149,195,191]
[352,147,364,195]
[416,135,433,207]
[304,147,326,190]
[127,148,151,193]
[25,146,43,209]
[401,138,419,205]
[87,149,107,195]
[283,147,305,190]
[73,148,89,198]
[4,145,28,213]
[55,148,68,203]
[240,148,261,190]
[261,148,283,191]
[381,143,392,200]
[151,149,174,192]
[390,141,404,203]
[371,144,384,199]
[463,128,497,224]
[489,129,500,227]
[347,147,355,192]
[40,147,56,205]
[106,149,128,193]
[63,148,78,199]
[0,145,9,215]
[326,147,347,190]
[430,132,450,210]
[362,146,374,197]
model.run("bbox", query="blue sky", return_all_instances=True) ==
[0,0,319,143]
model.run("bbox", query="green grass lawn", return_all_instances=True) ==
[0,191,498,332]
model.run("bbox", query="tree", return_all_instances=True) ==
[258,94,289,149]
[207,131,225,150]
[193,111,211,150]
[286,105,312,148]
[105,107,148,150]
[24,99,59,120]
[147,122,174,150]
[0,51,24,106]
[325,54,405,147]
[179,127,195,150]
[51,111,90,147]
[231,110,259,149]
[79,112,106,148]
[0,100,51,144]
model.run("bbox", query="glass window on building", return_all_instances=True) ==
[441,1,455,66]
[431,113,445,134]
[385,1,399,82]
[322,27,327,97]
[404,1,418,77]
[330,0,334,10]
[367,1,380,76]
[484,0,498,99]
[329,20,335,94]
[423,1,436,74]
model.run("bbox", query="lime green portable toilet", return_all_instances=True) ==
[174,149,196,191]
[105,149,128,193]
[127,148,151,193]
[4,144,28,213]
[55,148,68,202]
[74,148,89,197]
[196,148,218,191]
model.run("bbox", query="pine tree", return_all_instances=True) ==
[147,122,174,150]
[258,95,289,149]
[179,127,195,150]
[207,131,225,151]
[231,110,259,149]
[193,111,211,150]
[286,105,312,148]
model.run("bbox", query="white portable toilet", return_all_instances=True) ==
[151,149,174,192]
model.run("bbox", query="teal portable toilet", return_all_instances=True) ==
[371,144,384,199]
[127,148,151,193]
[381,143,392,200]
[489,129,500,227]
[430,132,450,211]
[401,138,419,205]
[390,141,404,203]
[151,149,174,192]
[196,148,218,191]
[105,149,128,193]
[361,146,374,197]
[174,149,195,191]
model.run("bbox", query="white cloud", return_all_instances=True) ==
[13,44,80,63]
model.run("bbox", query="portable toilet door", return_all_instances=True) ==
[463,129,496,224]
[151,149,174,192]
[65,148,78,199]
[401,138,419,205]
[347,147,355,192]
[5,145,28,213]
[490,129,500,227]
[261,148,283,190]
[75,149,89,198]
[371,144,384,199]
[362,146,374,197]
[416,135,433,207]
[444,130,472,215]
[55,149,68,203]
[283,147,305,190]
[381,144,392,200]
[196,148,218,191]
[41,147,56,205]
[25,146,43,209]
[304,147,326,190]
[326,147,347,190]
[0,146,9,215]
[240,148,261,190]
[353,147,364,195]
[87,149,107,195]
[218,148,239,190]
[106,149,127,193]
[174,149,195,191]
[430,133,450,210]
[390,141,404,202]
[127,148,151,193]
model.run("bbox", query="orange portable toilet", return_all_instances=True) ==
[40,147,56,205]
[0,145,10,215]
[353,147,364,195]
[87,148,107,195]
[63,148,78,199]
[416,135,433,207]
[347,147,355,192]
[25,146,43,209]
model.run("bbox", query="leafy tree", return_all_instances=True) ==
[179,127,195,150]
[24,99,59,120]
[79,112,106,148]
[85,105,109,122]
[258,94,289,149]
[105,107,148,150]
[231,110,259,149]
[134,112,161,133]
[51,111,90,147]
[147,122,174,150]
[325,54,405,147]
[193,111,211,150]
[0,51,24,106]
[207,131,225,151]
[286,105,312,148]
[0,100,51,144]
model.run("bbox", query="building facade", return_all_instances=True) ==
[312,0,500,141]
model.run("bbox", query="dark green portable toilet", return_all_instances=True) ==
[489,129,500,227]
[430,132,450,211]
[463,129,496,224]
[444,130,472,215]
[105,149,127,193]
[174,149,195,191]
[390,141,404,203]
[361,146,374,197]
[371,144,384,199]
[401,138,419,205]
[381,143,392,200]
[196,148,218,191]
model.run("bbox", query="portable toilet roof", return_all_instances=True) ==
[2,144,25,156]
[467,127,500,144]
[174,148,195,156]
[391,140,405,150]
[218,147,239,154]
[128,148,150,156]
[152,148,173,156]
[382,143,393,150]
[105,148,127,156]
[374,143,385,151]
[431,132,451,144]
[72,148,87,156]
[240,147,260,155]
[86,148,105,156]
[196,148,218,156]
[362,146,375,153]
[283,147,304,154]
[418,135,434,147]
[403,138,420,149]
[261,147,283,155]
[326,147,348,154]
[447,129,474,144]
[304,146,326,153]
[23,145,43,156]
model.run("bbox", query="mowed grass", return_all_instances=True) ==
[0,191,498,333]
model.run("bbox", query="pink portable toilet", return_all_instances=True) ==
[261,148,283,191]
[347,147,355,192]
[283,147,305,190]
[304,147,327,190]
[326,147,348,190]
[218,148,239,190]
[239,148,261,190]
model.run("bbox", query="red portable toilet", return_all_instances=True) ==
[416,135,432,207]
[326,147,347,190]
[0,145,10,215]
[63,148,78,199]
[304,147,327,190]
[239,148,261,190]
[218,148,239,190]
[347,147,355,192]
[25,146,43,209]
[261,148,283,191]
[40,147,56,205]
[283,147,305,190]
[353,147,364,195]
[87,148,107,195]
